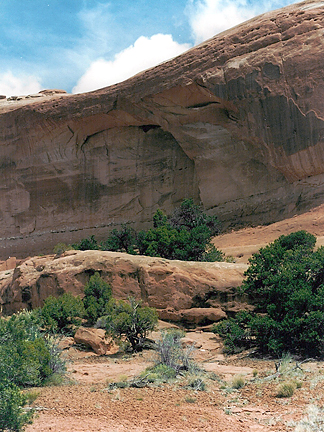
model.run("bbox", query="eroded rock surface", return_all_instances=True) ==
[0,0,324,258]
[0,250,248,324]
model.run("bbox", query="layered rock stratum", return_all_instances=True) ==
[0,250,247,322]
[0,0,324,258]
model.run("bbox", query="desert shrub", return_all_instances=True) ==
[137,364,177,386]
[0,311,66,387]
[149,363,177,380]
[0,315,48,387]
[41,293,85,335]
[53,242,72,255]
[155,329,196,373]
[105,297,158,352]
[24,389,40,405]
[72,235,99,251]
[188,377,207,391]
[0,311,68,431]
[213,311,252,354]
[71,199,223,262]
[83,272,112,324]
[137,199,223,262]
[169,198,220,236]
[45,336,67,375]
[276,381,296,398]
[0,380,34,432]
[231,375,245,389]
[214,231,324,357]
[8,309,43,341]
[101,223,137,254]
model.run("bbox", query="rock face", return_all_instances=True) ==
[0,250,248,325]
[0,0,324,258]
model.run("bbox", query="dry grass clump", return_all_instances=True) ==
[231,375,245,389]
[276,381,296,398]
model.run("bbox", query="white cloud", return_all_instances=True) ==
[0,72,42,97]
[72,34,191,94]
[187,0,299,44]
[187,0,257,44]
[76,2,115,61]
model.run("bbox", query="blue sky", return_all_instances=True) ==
[0,0,298,95]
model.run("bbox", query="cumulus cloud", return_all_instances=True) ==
[187,0,298,44]
[72,34,191,94]
[0,72,42,97]
[187,0,257,44]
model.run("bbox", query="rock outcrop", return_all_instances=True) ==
[0,0,324,258]
[74,327,115,355]
[0,250,248,325]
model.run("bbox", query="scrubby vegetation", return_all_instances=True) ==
[0,309,68,430]
[107,328,207,390]
[213,231,324,357]
[104,297,158,352]
[41,292,85,335]
[72,198,224,262]
[0,380,34,432]
[155,329,194,373]
[83,272,112,324]
[7,224,324,430]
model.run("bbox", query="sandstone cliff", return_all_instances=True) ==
[0,250,248,325]
[0,0,324,258]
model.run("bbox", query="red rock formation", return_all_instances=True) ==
[0,250,248,324]
[0,0,323,258]
[74,327,115,355]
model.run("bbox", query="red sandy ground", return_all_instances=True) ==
[25,331,324,432]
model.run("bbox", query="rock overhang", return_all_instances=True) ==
[0,0,324,258]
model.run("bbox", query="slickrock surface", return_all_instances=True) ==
[0,0,324,258]
[0,250,247,317]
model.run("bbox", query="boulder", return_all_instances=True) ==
[0,257,17,271]
[0,1,323,258]
[38,89,67,95]
[74,327,114,355]
[180,308,227,326]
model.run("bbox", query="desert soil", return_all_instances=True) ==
[26,205,324,431]
[25,329,324,432]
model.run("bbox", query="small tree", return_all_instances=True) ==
[72,235,98,251]
[105,298,158,352]
[41,293,85,335]
[0,381,34,432]
[214,231,324,357]
[137,199,223,262]
[155,329,195,372]
[169,198,220,236]
[0,310,66,387]
[83,272,112,324]
[102,224,137,254]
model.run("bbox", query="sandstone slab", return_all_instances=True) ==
[0,250,247,322]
